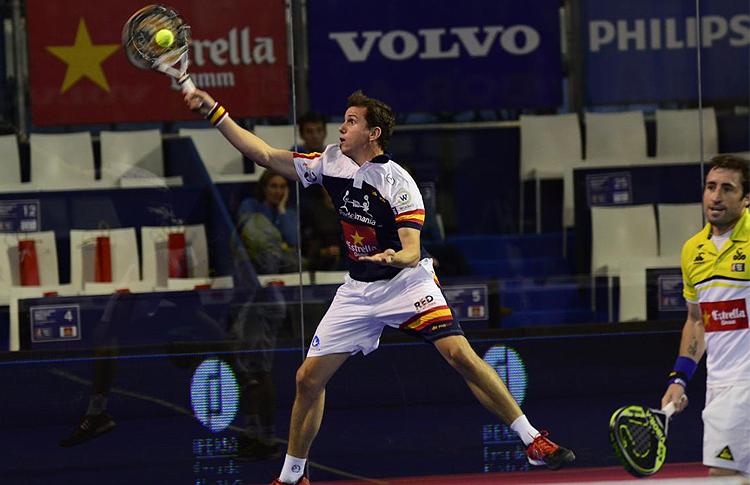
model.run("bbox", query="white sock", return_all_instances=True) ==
[510,415,540,446]
[278,454,306,484]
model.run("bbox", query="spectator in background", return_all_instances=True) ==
[302,188,345,271]
[238,170,300,274]
[296,111,327,153]
[294,111,345,271]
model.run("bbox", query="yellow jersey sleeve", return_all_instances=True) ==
[681,239,698,303]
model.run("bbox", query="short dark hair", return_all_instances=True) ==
[709,154,750,195]
[346,90,395,150]
[297,111,326,130]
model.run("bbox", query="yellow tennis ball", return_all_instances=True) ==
[154,29,174,48]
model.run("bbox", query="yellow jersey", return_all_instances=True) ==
[681,209,750,385]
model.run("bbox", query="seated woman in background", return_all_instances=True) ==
[238,170,301,274]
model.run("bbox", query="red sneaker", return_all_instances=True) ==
[525,430,576,470]
[269,478,310,485]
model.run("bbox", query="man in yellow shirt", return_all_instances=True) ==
[662,154,750,477]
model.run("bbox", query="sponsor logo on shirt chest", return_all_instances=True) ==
[700,299,750,332]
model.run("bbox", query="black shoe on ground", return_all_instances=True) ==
[237,435,282,461]
[59,412,116,447]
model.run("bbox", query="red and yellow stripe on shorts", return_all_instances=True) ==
[400,305,453,332]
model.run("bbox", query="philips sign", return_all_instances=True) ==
[589,15,750,52]
[309,0,562,114]
[583,1,750,104]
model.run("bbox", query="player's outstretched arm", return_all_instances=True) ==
[184,89,299,182]
[359,227,421,268]
[660,302,704,413]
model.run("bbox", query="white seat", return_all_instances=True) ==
[0,231,59,289]
[591,205,659,276]
[657,203,704,257]
[162,275,235,291]
[82,281,155,295]
[179,128,256,179]
[591,204,659,322]
[618,255,680,321]
[313,270,348,285]
[656,108,718,161]
[0,134,22,188]
[585,111,647,164]
[323,122,341,148]
[256,272,311,287]
[253,125,296,151]
[519,113,583,230]
[140,224,209,288]
[69,228,140,290]
[100,129,164,185]
[30,132,95,189]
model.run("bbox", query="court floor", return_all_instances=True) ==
[309,463,749,485]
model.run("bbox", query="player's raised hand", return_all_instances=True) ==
[184,89,215,117]
[359,249,396,266]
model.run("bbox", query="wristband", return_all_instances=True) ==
[668,356,697,388]
[205,101,229,127]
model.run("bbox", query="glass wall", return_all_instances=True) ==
[0,0,747,483]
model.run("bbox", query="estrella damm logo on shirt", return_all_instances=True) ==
[340,221,379,261]
[700,299,750,333]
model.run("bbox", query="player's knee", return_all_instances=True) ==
[295,365,324,398]
[444,345,476,373]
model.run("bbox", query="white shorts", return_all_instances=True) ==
[307,258,463,357]
[702,381,750,474]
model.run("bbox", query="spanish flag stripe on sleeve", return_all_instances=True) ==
[293,152,321,159]
[396,209,425,228]
[400,306,453,331]
[395,209,425,220]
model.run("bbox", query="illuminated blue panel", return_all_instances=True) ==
[190,358,240,433]
[482,345,528,406]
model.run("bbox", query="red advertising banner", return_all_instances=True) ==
[27,0,289,125]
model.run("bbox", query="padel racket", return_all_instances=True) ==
[122,4,195,93]
[609,400,681,477]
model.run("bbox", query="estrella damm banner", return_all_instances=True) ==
[27,0,289,125]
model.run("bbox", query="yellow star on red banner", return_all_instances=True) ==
[46,18,119,93]
[351,231,365,246]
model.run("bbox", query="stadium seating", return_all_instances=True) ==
[100,129,164,186]
[519,113,583,231]
[69,228,140,291]
[256,272,312,287]
[0,231,59,289]
[656,107,718,161]
[0,134,23,188]
[253,124,297,151]
[30,132,97,189]
[141,224,209,288]
[584,111,647,163]
[657,203,704,257]
[179,127,254,180]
